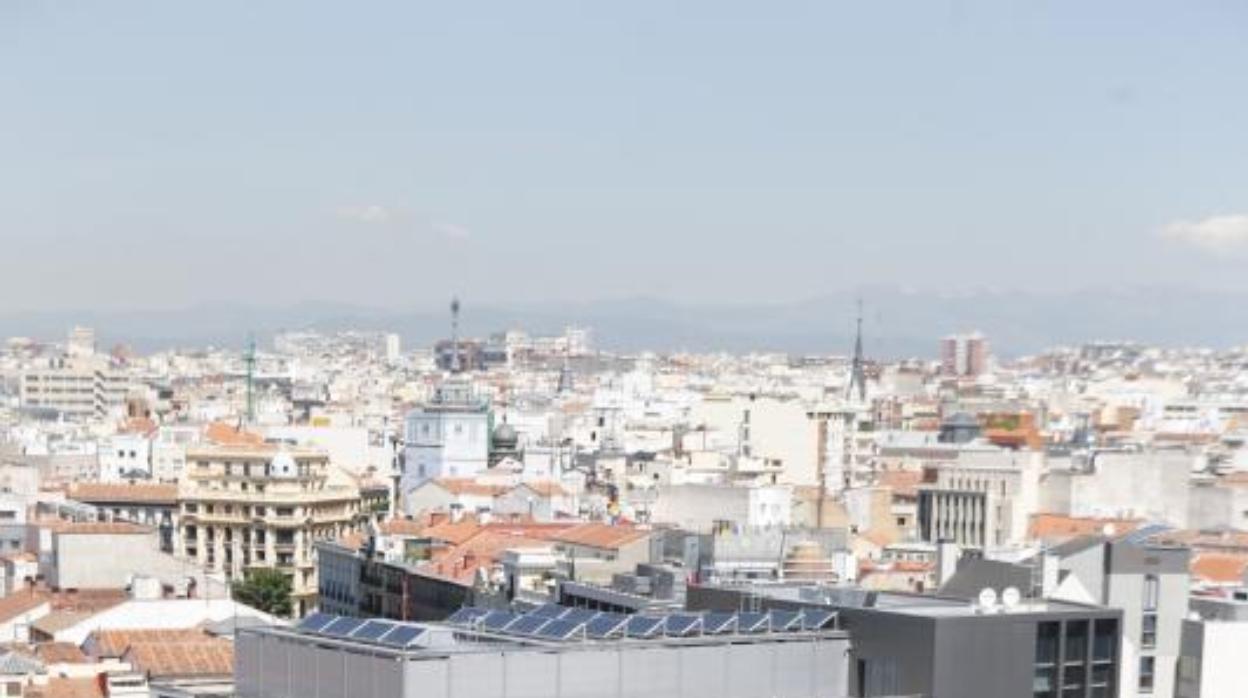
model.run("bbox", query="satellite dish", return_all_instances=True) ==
[977,587,998,611]
[1002,587,1021,610]
[1102,523,1116,537]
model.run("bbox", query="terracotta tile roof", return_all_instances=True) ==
[0,593,49,624]
[547,523,650,551]
[67,482,178,505]
[420,519,485,546]
[1028,514,1143,544]
[418,530,554,585]
[379,519,428,536]
[876,470,923,499]
[25,677,104,698]
[431,478,510,497]
[1152,529,1248,554]
[123,639,233,678]
[49,522,152,536]
[1191,553,1248,584]
[35,642,88,664]
[119,417,158,436]
[90,629,210,658]
[203,422,266,447]
[47,589,128,613]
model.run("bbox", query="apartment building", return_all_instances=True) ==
[177,444,362,617]
[19,358,129,420]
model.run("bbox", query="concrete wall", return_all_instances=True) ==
[1066,452,1192,526]
[50,531,160,589]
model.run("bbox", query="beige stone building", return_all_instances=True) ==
[176,444,361,616]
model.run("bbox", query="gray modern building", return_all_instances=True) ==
[689,583,1123,698]
[236,606,851,698]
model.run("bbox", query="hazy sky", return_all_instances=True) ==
[3,1,1247,312]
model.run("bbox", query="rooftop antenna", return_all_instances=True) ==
[244,334,257,425]
[846,298,867,403]
[450,296,462,374]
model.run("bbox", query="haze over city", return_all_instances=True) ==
[4,1,1248,316]
[4,4,1248,698]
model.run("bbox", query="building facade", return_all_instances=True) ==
[19,358,129,420]
[402,380,491,508]
[177,445,362,616]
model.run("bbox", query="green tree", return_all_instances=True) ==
[231,568,293,617]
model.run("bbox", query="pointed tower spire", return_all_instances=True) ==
[847,298,867,403]
[449,297,462,374]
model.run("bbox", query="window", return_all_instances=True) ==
[1064,620,1088,663]
[1092,619,1117,662]
[1034,622,1059,698]
[1139,656,1155,693]
[1141,613,1157,649]
[1143,574,1159,611]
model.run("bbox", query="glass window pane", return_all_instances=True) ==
[1036,622,1060,665]
[1093,619,1118,661]
[1065,620,1089,663]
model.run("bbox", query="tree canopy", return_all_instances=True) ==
[231,568,293,617]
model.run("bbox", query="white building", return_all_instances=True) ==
[98,433,152,482]
[1178,594,1248,698]
[19,357,129,420]
[401,379,491,509]
[150,425,202,482]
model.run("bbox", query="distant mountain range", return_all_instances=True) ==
[2,286,1245,358]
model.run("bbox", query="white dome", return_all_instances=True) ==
[270,451,297,478]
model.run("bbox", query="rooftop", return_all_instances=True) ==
[250,605,845,660]
[67,482,178,505]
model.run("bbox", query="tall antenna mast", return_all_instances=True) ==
[847,299,867,403]
[245,334,257,425]
[449,297,462,374]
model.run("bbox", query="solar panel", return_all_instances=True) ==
[624,615,664,638]
[536,619,584,641]
[768,610,802,631]
[445,607,490,625]
[701,612,737,635]
[481,611,521,632]
[558,608,600,625]
[585,613,629,639]
[530,604,566,619]
[378,625,424,648]
[351,620,397,641]
[297,612,336,632]
[800,609,837,631]
[322,617,367,637]
[735,612,769,633]
[664,614,702,637]
[506,615,552,636]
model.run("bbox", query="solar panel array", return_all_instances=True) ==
[295,613,429,649]
[441,605,837,644]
